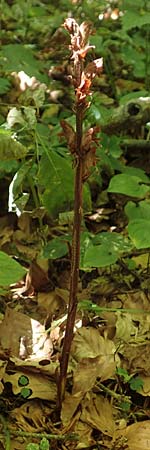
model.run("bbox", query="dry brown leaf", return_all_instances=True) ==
[81,393,115,437]
[7,438,27,450]
[74,420,93,449]
[73,351,118,396]
[0,360,7,394]
[122,420,150,450]
[120,343,150,375]
[4,369,57,401]
[10,355,58,375]
[0,307,53,360]
[71,327,119,390]
[71,326,117,360]
[0,226,13,246]
[115,312,137,342]
[61,392,83,427]
[10,399,52,432]
[37,290,66,317]
[136,375,150,396]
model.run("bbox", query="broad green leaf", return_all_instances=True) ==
[121,46,145,78]
[108,174,150,198]
[15,193,30,213]
[0,251,26,287]
[116,368,131,383]
[125,200,150,221]
[38,150,91,217]
[0,159,19,174]
[92,232,132,252]
[41,180,73,218]
[21,106,37,129]
[81,232,132,269]
[7,107,36,130]
[83,242,118,268]
[7,108,26,128]
[0,44,44,80]
[0,134,27,160]
[128,220,150,249]
[120,91,149,105]
[129,376,143,391]
[11,161,33,198]
[122,167,149,184]
[42,238,68,259]
[21,86,46,111]
[122,11,150,31]
[80,232,93,268]
[0,77,11,94]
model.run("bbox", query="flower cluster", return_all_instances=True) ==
[61,18,103,180]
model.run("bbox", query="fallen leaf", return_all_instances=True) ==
[61,392,83,427]
[121,420,150,450]
[136,375,150,396]
[0,307,53,360]
[10,399,52,432]
[4,370,57,401]
[81,393,115,437]
[0,360,7,394]
[74,420,93,449]
[116,312,137,342]
[68,328,120,411]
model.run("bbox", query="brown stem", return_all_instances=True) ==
[58,102,83,407]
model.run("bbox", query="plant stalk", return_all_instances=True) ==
[58,104,83,406]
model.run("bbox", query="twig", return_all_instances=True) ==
[0,430,79,441]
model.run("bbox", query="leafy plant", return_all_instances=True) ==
[116,368,144,392]
[0,251,26,287]
[26,439,49,450]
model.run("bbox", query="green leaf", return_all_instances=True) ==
[11,161,32,199]
[120,91,149,105]
[129,376,144,391]
[108,174,150,198]
[125,200,150,220]
[39,438,49,450]
[83,242,118,268]
[122,10,150,31]
[116,367,131,382]
[0,251,26,287]
[92,232,132,252]
[26,444,39,450]
[38,151,74,217]
[18,375,29,386]
[0,44,44,80]
[119,401,131,412]
[128,220,150,249]
[7,107,37,130]
[81,232,132,269]
[7,108,26,128]
[0,77,11,94]
[0,133,27,160]
[122,167,149,184]
[42,238,68,259]
[0,159,19,175]
[20,387,31,398]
